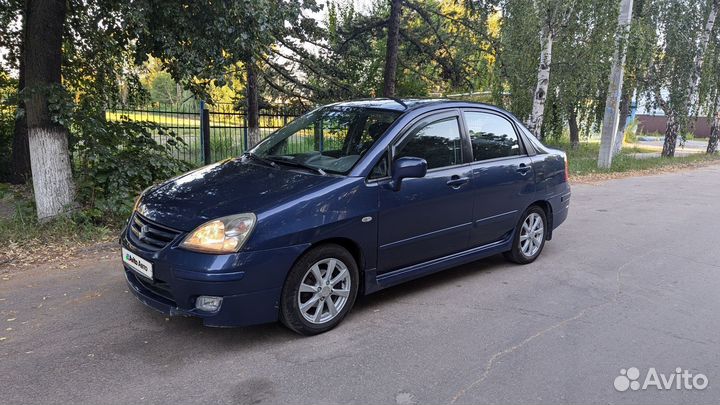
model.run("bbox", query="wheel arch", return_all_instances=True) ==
[296,237,366,295]
[529,200,554,240]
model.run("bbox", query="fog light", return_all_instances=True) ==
[195,296,223,312]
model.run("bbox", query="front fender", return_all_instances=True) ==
[245,177,379,270]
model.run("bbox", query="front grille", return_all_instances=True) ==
[127,213,182,252]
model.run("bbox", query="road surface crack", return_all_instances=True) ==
[450,251,661,403]
[449,301,610,403]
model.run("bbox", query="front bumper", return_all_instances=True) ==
[120,225,310,327]
[124,270,284,327]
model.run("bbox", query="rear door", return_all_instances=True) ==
[376,110,475,273]
[462,110,537,247]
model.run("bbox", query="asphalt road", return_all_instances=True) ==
[2,165,720,405]
[631,138,708,158]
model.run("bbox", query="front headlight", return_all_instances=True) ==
[180,213,256,254]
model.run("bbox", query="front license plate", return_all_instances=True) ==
[122,247,153,280]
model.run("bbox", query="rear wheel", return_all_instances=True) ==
[280,244,359,335]
[503,206,547,264]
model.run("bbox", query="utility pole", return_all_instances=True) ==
[598,0,633,169]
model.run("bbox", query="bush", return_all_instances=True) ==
[72,108,192,221]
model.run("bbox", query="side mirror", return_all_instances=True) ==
[391,157,427,191]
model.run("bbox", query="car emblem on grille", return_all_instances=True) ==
[139,225,150,242]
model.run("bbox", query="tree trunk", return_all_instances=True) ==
[661,112,678,157]
[382,0,401,98]
[246,58,261,149]
[10,3,30,184]
[568,106,579,150]
[707,102,720,154]
[598,0,633,169]
[612,91,631,156]
[25,0,75,221]
[526,27,553,139]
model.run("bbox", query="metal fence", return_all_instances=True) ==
[106,102,307,165]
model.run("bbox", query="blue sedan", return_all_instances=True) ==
[120,99,571,334]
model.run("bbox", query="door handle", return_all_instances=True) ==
[446,175,469,189]
[516,163,531,175]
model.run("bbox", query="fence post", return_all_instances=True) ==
[199,101,211,165]
[243,115,249,152]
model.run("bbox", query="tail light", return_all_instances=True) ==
[564,156,569,181]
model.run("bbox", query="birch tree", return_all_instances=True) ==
[525,0,576,138]
[686,0,718,120]
[707,98,720,153]
[645,0,719,157]
[700,25,720,154]
[552,0,618,147]
[499,0,576,139]
[526,23,553,138]
[500,0,614,142]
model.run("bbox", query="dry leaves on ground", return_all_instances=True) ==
[0,236,118,273]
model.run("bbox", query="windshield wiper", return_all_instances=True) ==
[243,152,277,168]
[265,157,327,176]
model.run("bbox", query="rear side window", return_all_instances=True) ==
[395,117,463,169]
[465,112,521,161]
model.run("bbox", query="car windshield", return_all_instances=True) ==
[252,106,401,175]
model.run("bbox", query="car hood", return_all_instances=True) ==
[136,158,339,231]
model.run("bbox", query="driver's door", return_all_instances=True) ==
[377,111,475,273]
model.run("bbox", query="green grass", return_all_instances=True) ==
[546,140,720,177]
[105,110,287,128]
[106,111,201,127]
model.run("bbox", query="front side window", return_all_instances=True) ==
[395,117,463,169]
[253,107,400,175]
[465,112,521,161]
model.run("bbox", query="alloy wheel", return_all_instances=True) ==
[519,212,544,258]
[297,258,352,324]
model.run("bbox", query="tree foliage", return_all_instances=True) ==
[499,0,618,140]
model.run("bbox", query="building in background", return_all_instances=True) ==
[634,90,711,137]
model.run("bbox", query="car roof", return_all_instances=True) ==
[327,98,507,114]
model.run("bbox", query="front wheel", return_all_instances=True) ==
[280,244,359,335]
[503,206,547,264]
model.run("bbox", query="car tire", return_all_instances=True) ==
[503,206,548,264]
[279,244,359,335]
